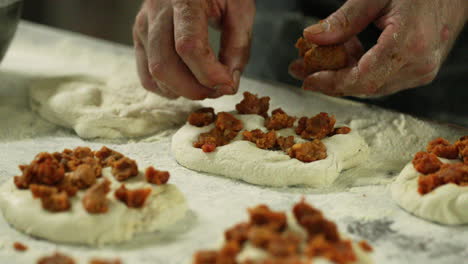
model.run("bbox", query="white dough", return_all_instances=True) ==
[0,168,188,245]
[235,214,373,264]
[29,70,199,139]
[172,114,369,187]
[391,158,468,225]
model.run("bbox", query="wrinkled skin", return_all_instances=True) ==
[289,0,468,97]
[133,0,255,100]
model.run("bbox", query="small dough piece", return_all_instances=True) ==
[29,72,199,139]
[172,114,368,187]
[0,168,188,245]
[391,158,468,225]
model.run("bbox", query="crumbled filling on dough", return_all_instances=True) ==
[192,200,370,264]
[295,113,336,140]
[264,108,296,131]
[82,179,111,214]
[427,137,459,159]
[89,258,122,264]
[243,130,278,150]
[114,184,152,209]
[145,166,170,185]
[412,151,443,174]
[236,92,270,118]
[13,242,28,252]
[288,140,327,163]
[111,157,138,181]
[188,107,216,127]
[37,252,75,264]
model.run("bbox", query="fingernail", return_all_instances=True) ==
[304,21,328,36]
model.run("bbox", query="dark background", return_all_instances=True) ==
[21,0,467,127]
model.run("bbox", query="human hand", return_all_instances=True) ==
[133,0,255,100]
[289,0,468,96]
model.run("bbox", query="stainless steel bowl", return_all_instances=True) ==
[0,0,22,64]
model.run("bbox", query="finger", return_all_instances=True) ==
[218,0,255,93]
[156,81,181,99]
[145,1,215,100]
[303,0,389,45]
[304,22,406,96]
[172,0,234,93]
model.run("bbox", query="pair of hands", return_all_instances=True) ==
[134,0,468,99]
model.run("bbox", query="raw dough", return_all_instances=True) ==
[391,158,468,225]
[0,168,188,245]
[172,114,369,187]
[234,214,373,264]
[29,69,199,139]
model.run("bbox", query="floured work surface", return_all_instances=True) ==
[0,22,467,263]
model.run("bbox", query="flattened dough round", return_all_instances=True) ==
[172,114,369,187]
[0,168,188,245]
[391,158,468,225]
[29,72,199,139]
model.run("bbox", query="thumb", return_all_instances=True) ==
[303,0,388,45]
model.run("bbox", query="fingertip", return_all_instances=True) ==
[288,59,307,80]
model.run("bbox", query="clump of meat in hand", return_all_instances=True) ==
[95,146,124,167]
[426,137,459,159]
[295,37,347,75]
[412,151,443,174]
[455,136,468,164]
[235,92,270,118]
[277,136,295,152]
[330,126,351,136]
[265,108,296,130]
[37,252,75,264]
[82,179,111,214]
[115,185,152,208]
[295,113,336,140]
[288,140,327,163]
[14,153,65,189]
[243,129,278,150]
[145,166,170,185]
[193,112,243,153]
[188,107,216,127]
[418,163,468,195]
[111,157,138,181]
[69,164,97,189]
[248,205,287,232]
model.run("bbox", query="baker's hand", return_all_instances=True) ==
[289,0,468,96]
[133,0,255,100]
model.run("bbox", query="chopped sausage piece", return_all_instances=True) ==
[295,113,336,140]
[426,137,459,159]
[267,232,301,258]
[37,252,75,264]
[82,179,111,214]
[235,92,270,118]
[216,240,241,264]
[30,184,58,198]
[145,166,170,185]
[215,112,244,132]
[288,140,327,163]
[265,108,296,130]
[296,37,347,75]
[111,157,138,181]
[243,129,278,150]
[14,153,65,189]
[13,242,28,252]
[293,199,339,242]
[225,222,250,245]
[193,112,243,152]
[188,107,216,127]
[95,146,124,167]
[455,136,468,164]
[418,163,468,195]
[330,126,351,136]
[306,236,356,264]
[41,191,71,212]
[248,205,287,232]
[115,185,152,208]
[70,164,97,189]
[277,136,295,152]
[247,226,277,249]
[193,250,218,264]
[358,240,373,252]
[89,258,122,264]
[412,151,443,174]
